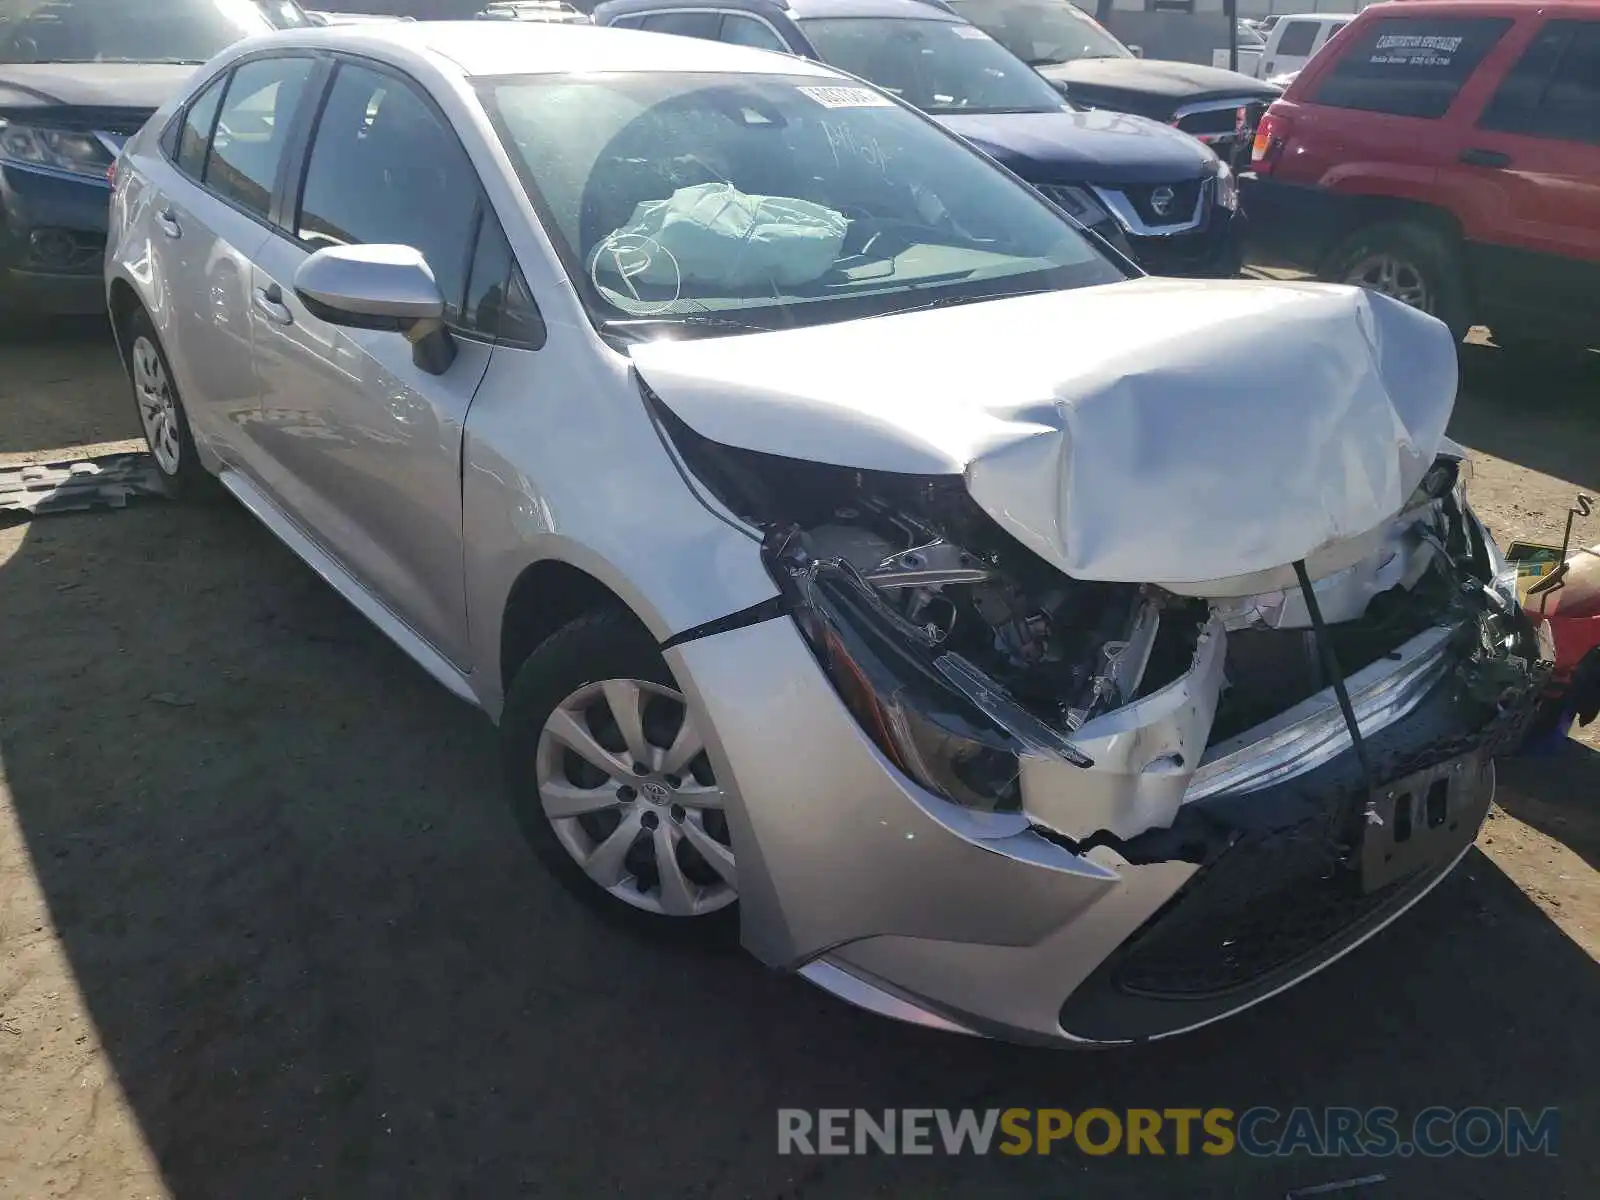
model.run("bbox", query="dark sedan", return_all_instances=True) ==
[0,0,292,314]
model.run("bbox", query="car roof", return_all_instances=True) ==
[241,19,845,77]
[1344,0,1598,13]
[597,0,960,22]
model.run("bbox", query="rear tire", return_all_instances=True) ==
[500,609,739,945]
[122,307,215,499]
[1321,220,1470,342]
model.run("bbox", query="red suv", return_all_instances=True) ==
[1244,0,1600,352]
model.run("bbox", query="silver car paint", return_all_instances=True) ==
[247,228,496,667]
[105,24,1492,1045]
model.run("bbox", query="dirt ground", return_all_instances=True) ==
[1,318,1597,1199]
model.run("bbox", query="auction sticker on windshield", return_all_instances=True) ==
[798,86,894,108]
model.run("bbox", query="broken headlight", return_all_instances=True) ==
[769,534,1027,812]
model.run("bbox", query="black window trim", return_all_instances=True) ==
[163,70,226,180]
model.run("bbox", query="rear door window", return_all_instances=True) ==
[205,57,317,219]
[1479,19,1600,145]
[1310,16,1513,119]
[639,11,721,39]
[1274,21,1321,58]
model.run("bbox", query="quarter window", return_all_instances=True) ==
[205,57,316,218]
[1310,16,1512,120]
[296,63,482,319]
[720,13,788,53]
[1479,19,1600,145]
[175,74,226,179]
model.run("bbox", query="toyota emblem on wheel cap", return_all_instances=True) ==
[1150,186,1176,217]
[642,780,671,803]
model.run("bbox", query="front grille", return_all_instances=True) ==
[1107,679,1541,1001]
[1114,832,1422,999]
[1121,179,1204,228]
[1125,227,1223,275]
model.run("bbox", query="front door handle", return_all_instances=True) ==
[1459,147,1512,169]
[252,284,294,326]
[156,206,182,238]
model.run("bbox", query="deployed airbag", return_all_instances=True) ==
[597,182,847,293]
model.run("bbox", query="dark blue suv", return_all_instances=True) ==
[591,0,1243,276]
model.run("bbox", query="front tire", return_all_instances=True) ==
[123,308,213,498]
[500,609,739,943]
[1321,219,1470,342]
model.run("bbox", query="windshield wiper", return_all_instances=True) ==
[600,314,780,338]
[888,287,1059,317]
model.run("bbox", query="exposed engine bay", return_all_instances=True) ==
[660,399,1546,846]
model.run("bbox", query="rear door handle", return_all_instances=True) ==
[1459,147,1512,168]
[156,206,182,238]
[252,284,294,326]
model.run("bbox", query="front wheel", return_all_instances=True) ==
[1320,219,1470,342]
[500,609,739,942]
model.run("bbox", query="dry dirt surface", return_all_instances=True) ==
[1,318,1597,1199]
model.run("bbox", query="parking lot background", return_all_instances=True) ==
[1,318,1597,1198]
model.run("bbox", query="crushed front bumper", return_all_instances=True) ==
[668,602,1543,1045]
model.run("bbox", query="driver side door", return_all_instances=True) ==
[245,59,497,668]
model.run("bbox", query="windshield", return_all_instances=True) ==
[944,0,1131,67]
[798,17,1068,115]
[480,72,1122,338]
[0,0,276,65]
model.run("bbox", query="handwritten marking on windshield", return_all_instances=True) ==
[821,120,890,177]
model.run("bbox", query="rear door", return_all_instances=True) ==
[1281,12,1516,197]
[1456,15,1600,340]
[143,55,321,472]
[245,60,497,667]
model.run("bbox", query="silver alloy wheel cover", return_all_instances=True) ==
[535,677,737,916]
[1343,253,1433,313]
[131,335,182,475]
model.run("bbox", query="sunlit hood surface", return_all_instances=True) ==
[631,278,1458,587]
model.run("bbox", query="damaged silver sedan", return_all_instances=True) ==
[107,22,1545,1044]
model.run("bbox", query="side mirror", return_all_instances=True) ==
[294,244,457,374]
[1128,44,1144,58]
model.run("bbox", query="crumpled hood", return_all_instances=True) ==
[631,278,1458,588]
[935,108,1214,185]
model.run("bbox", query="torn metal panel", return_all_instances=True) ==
[634,277,1458,586]
[0,453,166,516]
[1019,616,1226,842]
